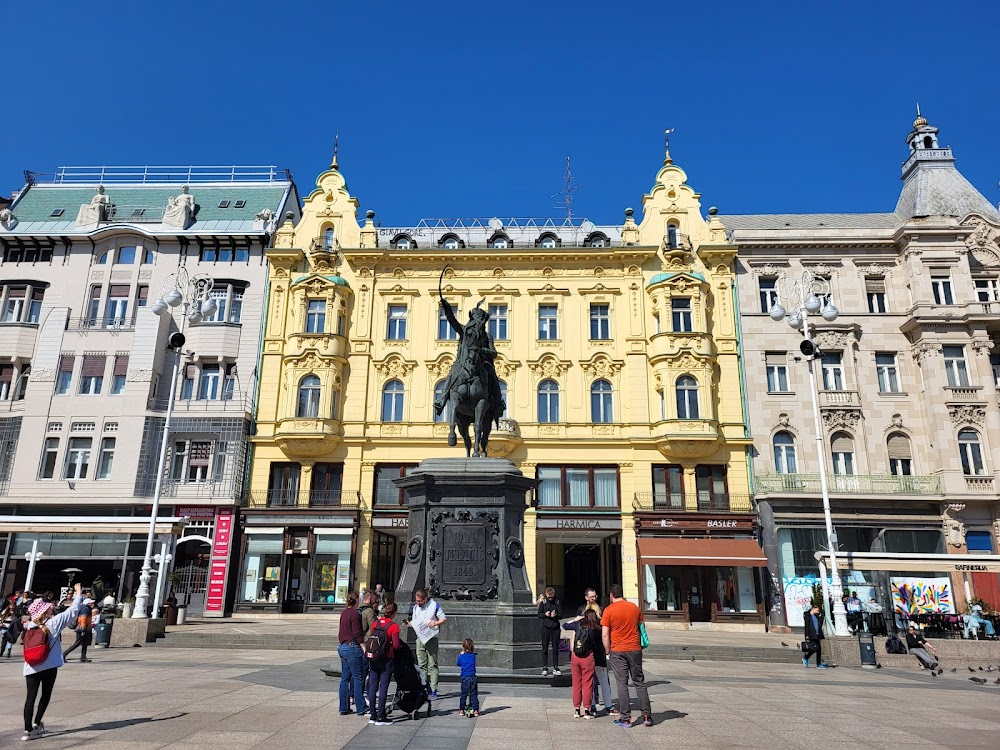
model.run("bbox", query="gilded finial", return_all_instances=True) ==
[663,127,675,165]
[331,132,340,169]
[913,103,927,130]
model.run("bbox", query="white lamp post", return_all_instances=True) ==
[24,544,43,592]
[768,269,850,638]
[132,269,215,619]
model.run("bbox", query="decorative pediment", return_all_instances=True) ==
[493,355,519,380]
[374,354,416,380]
[527,353,571,380]
[949,405,986,426]
[580,354,624,380]
[822,409,862,431]
[426,353,454,379]
[962,215,1000,268]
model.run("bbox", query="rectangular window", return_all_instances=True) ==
[975,278,1000,302]
[306,299,326,333]
[820,352,844,391]
[180,363,196,401]
[56,355,74,395]
[696,465,728,510]
[311,463,343,504]
[136,285,149,309]
[759,277,778,313]
[590,304,610,339]
[931,275,954,305]
[39,437,59,479]
[374,464,417,506]
[79,354,105,395]
[387,305,407,340]
[212,442,227,483]
[230,289,244,322]
[534,466,619,508]
[63,437,92,480]
[96,437,115,479]
[28,288,43,323]
[943,345,969,387]
[198,365,220,400]
[652,465,684,509]
[765,352,788,392]
[105,285,129,327]
[117,246,136,264]
[538,305,558,340]
[876,353,900,393]
[889,458,912,477]
[488,304,508,341]
[187,441,212,482]
[991,353,1000,388]
[438,304,458,340]
[88,286,101,324]
[671,298,692,332]
[2,286,25,322]
[866,277,887,313]
[170,441,187,481]
[223,363,237,401]
[111,354,128,395]
[0,365,12,400]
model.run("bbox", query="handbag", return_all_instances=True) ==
[639,622,649,649]
[800,641,812,652]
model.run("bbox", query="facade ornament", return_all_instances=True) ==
[125,369,154,383]
[949,405,986,426]
[911,341,942,364]
[360,209,378,249]
[621,207,639,246]
[253,207,277,232]
[273,212,296,249]
[373,354,415,380]
[75,186,110,226]
[891,413,903,428]
[971,340,995,357]
[492,355,519,380]
[993,517,1000,546]
[857,263,892,276]
[801,262,838,277]
[425,354,454,379]
[943,504,967,549]
[813,330,852,350]
[962,216,1000,267]
[777,413,790,427]
[751,262,788,277]
[163,186,196,229]
[528,353,571,380]
[821,409,861,431]
[581,355,624,380]
[0,207,16,229]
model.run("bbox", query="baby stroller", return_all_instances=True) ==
[391,641,432,720]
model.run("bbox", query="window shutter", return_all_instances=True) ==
[7,287,25,298]
[113,354,129,376]
[58,355,75,374]
[831,434,854,453]
[887,434,911,460]
[81,355,106,377]
[90,287,101,300]
[137,286,148,304]
[765,352,786,366]
[109,285,130,297]
[865,278,886,293]
[0,365,13,385]
[189,442,212,468]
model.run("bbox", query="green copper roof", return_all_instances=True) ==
[293,274,350,288]
[647,271,706,286]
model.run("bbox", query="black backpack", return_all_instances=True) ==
[573,628,593,658]
[364,619,390,660]
[885,635,907,654]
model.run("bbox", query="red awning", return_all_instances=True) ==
[637,537,768,567]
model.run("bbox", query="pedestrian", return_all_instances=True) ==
[374,583,386,614]
[62,597,95,663]
[456,638,479,717]
[905,625,941,670]
[602,584,653,728]
[404,588,446,699]
[2,598,19,657]
[563,609,603,719]
[22,583,84,741]
[577,587,599,616]
[337,592,368,717]
[802,604,828,668]
[357,591,378,696]
[366,601,402,727]
[538,586,562,676]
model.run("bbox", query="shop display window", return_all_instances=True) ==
[643,564,683,611]
[642,564,757,613]
[242,534,282,603]
[312,535,352,604]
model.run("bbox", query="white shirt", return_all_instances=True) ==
[411,599,445,645]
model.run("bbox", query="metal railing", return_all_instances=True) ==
[104,205,165,223]
[52,165,284,184]
[242,489,362,509]
[147,391,253,413]
[310,490,361,508]
[69,317,136,331]
[633,493,754,513]
[755,472,941,495]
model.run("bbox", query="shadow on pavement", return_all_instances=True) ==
[44,713,188,737]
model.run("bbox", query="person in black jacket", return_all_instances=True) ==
[538,587,562,676]
[802,604,828,668]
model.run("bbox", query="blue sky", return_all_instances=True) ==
[6,1,998,224]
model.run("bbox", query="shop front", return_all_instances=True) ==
[237,516,356,614]
[636,516,766,629]
[369,511,408,598]
[535,513,622,614]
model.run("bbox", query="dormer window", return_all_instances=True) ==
[538,233,558,249]
[489,233,510,249]
[584,232,609,248]
[392,234,414,250]
[440,234,462,250]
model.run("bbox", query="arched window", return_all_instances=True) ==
[887,433,912,476]
[296,375,321,418]
[773,432,797,474]
[830,432,855,475]
[537,379,560,423]
[96,250,109,265]
[441,235,460,250]
[959,428,985,476]
[675,375,699,419]
[590,379,613,423]
[923,135,933,149]
[382,380,405,422]
[141,248,155,264]
[393,234,413,249]
[498,380,508,418]
[433,379,448,423]
[667,224,679,248]
[490,235,509,249]
[539,234,557,249]
[322,227,335,251]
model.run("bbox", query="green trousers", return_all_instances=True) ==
[416,636,439,691]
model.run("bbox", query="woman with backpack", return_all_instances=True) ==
[562,609,602,719]
[365,601,402,727]
[22,583,84,741]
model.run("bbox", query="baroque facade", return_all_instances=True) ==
[244,147,765,626]
[0,166,299,614]
[729,115,1000,630]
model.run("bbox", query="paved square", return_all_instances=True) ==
[1,646,998,749]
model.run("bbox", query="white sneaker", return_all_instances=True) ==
[553,668,562,676]
[374,720,392,726]
[541,668,549,676]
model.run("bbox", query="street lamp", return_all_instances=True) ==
[768,269,850,638]
[24,547,44,592]
[132,269,215,619]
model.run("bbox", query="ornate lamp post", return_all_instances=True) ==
[767,269,850,638]
[132,269,215,619]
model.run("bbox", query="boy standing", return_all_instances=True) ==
[456,638,480,717]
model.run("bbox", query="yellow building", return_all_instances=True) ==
[240,146,764,627]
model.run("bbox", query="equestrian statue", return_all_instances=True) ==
[433,267,506,457]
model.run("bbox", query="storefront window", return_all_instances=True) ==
[241,534,283,603]
[642,564,757,613]
[312,534,352,604]
[643,565,683,611]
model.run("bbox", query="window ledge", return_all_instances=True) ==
[878,391,909,398]
[537,339,562,344]
[766,390,796,396]
[588,338,614,343]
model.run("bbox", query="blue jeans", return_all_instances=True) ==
[339,643,367,714]
[367,659,395,722]
[459,676,479,711]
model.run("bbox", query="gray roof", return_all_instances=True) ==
[895,148,1000,222]
[720,213,900,231]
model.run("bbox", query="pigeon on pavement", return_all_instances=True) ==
[781,642,789,647]
[969,667,977,673]
[950,668,957,673]
[995,678,1000,685]
[970,677,987,684]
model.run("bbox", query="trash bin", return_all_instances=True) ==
[859,632,877,669]
[95,615,114,648]
[176,606,187,625]
[165,605,178,626]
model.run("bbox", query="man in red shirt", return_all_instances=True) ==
[602,584,652,728]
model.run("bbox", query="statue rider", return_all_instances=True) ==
[433,298,505,421]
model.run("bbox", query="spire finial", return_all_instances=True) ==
[331,132,340,170]
[663,127,675,165]
[913,104,927,130]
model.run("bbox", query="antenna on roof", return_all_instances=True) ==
[331,132,340,170]
[550,157,582,223]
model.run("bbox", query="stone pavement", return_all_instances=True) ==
[1,646,999,749]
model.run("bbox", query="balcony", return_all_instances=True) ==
[964,477,996,494]
[274,417,342,458]
[755,472,941,496]
[652,419,722,459]
[309,490,361,508]
[818,390,861,408]
[160,480,241,501]
[648,331,713,363]
[0,322,38,359]
[488,417,522,458]
[184,322,243,361]
[243,489,299,509]
[944,386,985,403]
[242,489,362,509]
[147,391,253,415]
[68,317,136,332]
[633,493,754,513]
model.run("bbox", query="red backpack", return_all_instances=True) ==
[23,626,51,666]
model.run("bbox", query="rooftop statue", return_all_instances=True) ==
[433,266,505,457]
[75,186,109,226]
[163,186,196,228]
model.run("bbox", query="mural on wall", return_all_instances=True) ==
[890,577,955,615]
[782,576,818,628]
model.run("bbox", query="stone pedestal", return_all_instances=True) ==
[395,457,539,670]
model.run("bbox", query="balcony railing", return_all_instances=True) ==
[69,317,136,332]
[147,391,253,413]
[818,390,861,408]
[755,472,941,495]
[944,386,984,402]
[309,490,361,508]
[633,493,754,513]
[964,477,996,493]
[104,205,165,223]
[242,489,362,509]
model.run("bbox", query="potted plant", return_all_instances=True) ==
[121,595,136,619]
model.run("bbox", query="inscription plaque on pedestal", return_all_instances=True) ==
[442,524,486,585]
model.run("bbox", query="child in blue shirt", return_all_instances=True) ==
[456,638,479,717]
